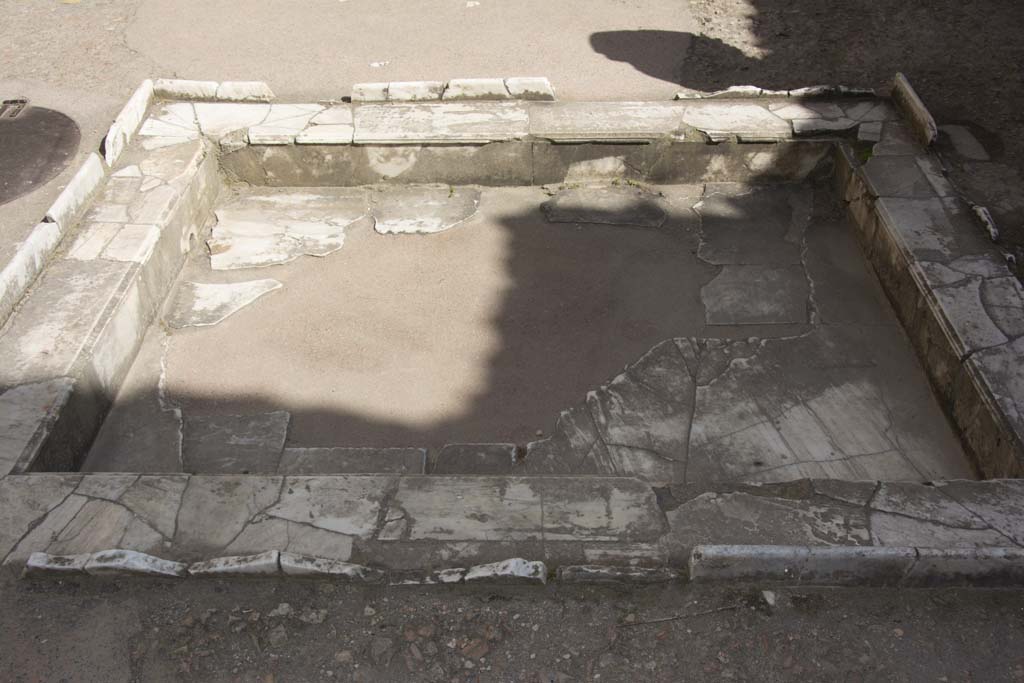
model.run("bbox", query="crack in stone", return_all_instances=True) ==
[934,486,1024,548]
[1,485,81,565]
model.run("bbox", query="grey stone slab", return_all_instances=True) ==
[278,447,426,474]
[371,185,480,234]
[167,279,282,328]
[696,185,808,265]
[689,544,809,582]
[0,475,82,564]
[869,511,1011,548]
[529,102,687,142]
[939,479,1024,546]
[701,264,809,325]
[182,411,289,474]
[442,78,510,101]
[23,552,90,577]
[892,73,938,146]
[387,81,445,102]
[45,498,138,556]
[194,103,271,140]
[223,517,354,561]
[353,102,529,144]
[688,545,916,586]
[875,196,993,263]
[432,444,515,475]
[540,187,667,228]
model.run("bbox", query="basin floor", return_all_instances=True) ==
[82,182,975,482]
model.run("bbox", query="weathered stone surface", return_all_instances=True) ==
[138,103,200,143]
[0,221,62,326]
[248,104,323,145]
[432,444,515,475]
[701,264,809,325]
[0,258,133,386]
[387,81,445,102]
[442,78,510,101]
[189,550,280,576]
[696,185,808,265]
[530,102,686,142]
[195,103,271,140]
[278,447,426,474]
[540,187,667,228]
[464,558,547,584]
[45,153,106,230]
[505,77,555,101]
[354,102,529,144]
[153,79,219,99]
[174,476,282,551]
[351,83,389,102]
[862,155,937,199]
[215,81,275,102]
[0,378,74,474]
[84,549,187,577]
[208,189,369,268]
[279,553,386,581]
[858,121,884,142]
[681,103,790,142]
[892,73,938,146]
[182,411,289,474]
[295,124,354,145]
[371,185,480,234]
[689,545,917,585]
[167,279,281,328]
[104,80,153,165]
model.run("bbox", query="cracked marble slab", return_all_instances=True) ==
[167,279,282,328]
[372,185,481,234]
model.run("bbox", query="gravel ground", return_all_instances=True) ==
[4,578,1024,682]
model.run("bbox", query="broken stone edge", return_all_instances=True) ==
[152,78,276,103]
[351,77,556,103]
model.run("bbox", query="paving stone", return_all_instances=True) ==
[295,124,354,144]
[209,189,369,268]
[689,545,916,586]
[279,553,386,581]
[701,264,809,325]
[182,411,289,474]
[504,77,555,101]
[194,103,271,140]
[278,447,426,474]
[23,552,90,577]
[174,476,282,551]
[138,103,200,140]
[167,279,281,328]
[44,153,106,231]
[84,549,187,577]
[248,104,323,144]
[354,102,529,144]
[858,121,884,142]
[372,185,480,234]
[530,102,686,142]
[119,476,188,538]
[681,103,791,142]
[869,511,1011,547]
[214,81,275,102]
[268,476,392,538]
[540,187,667,228]
[153,79,219,99]
[189,550,280,576]
[432,444,515,475]
[464,558,547,584]
[387,81,444,102]
[0,378,74,475]
[224,518,354,561]
[696,185,808,265]
[45,498,137,556]
[5,493,89,568]
[310,106,354,126]
[904,548,1024,587]
[442,78,510,101]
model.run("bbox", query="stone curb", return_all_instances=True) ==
[351,77,556,103]
[892,73,938,147]
[688,545,1024,587]
[675,84,875,100]
[152,79,275,103]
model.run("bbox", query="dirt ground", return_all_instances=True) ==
[3,577,1024,683]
